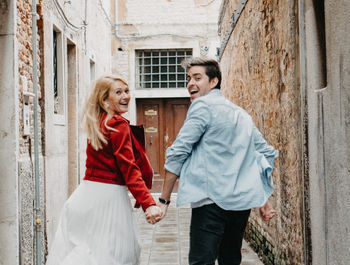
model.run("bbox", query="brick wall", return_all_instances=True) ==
[219,0,304,264]
[17,0,43,154]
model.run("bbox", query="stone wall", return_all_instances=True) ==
[219,0,304,264]
[17,0,42,153]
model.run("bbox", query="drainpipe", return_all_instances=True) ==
[31,0,42,264]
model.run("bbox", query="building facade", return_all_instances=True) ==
[0,0,113,264]
[0,0,223,264]
[111,0,222,190]
[218,0,350,264]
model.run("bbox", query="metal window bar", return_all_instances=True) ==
[136,49,192,89]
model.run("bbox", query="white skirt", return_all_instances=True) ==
[46,180,141,265]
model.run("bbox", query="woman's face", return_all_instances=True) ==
[105,80,130,114]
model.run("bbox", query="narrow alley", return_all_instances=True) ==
[1,0,349,265]
[133,194,263,265]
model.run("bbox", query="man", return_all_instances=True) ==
[157,57,278,265]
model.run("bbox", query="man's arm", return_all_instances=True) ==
[253,125,278,166]
[157,100,211,221]
[157,170,178,220]
[164,100,211,175]
[161,170,178,201]
[252,124,278,222]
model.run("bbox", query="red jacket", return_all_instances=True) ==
[84,114,155,211]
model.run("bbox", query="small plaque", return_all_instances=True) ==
[145,127,158,133]
[145,109,157,116]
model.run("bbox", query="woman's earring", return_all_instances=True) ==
[105,102,109,108]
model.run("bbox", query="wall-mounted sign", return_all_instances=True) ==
[145,127,158,133]
[145,109,157,116]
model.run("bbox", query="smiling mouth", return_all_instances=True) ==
[190,89,199,95]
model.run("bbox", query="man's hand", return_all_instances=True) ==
[259,200,276,222]
[145,205,162,224]
[156,170,178,222]
[156,202,169,221]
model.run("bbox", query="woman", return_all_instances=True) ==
[46,75,161,265]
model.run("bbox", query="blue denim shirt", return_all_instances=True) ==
[164,89,278,210]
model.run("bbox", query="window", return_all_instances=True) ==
[136,49,192,89]
[313,0,327,88]
[53,28,64,115]
[53,30,58,98]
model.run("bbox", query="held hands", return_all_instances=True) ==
[144,199,170,224]
[145,205,162,225]
[259,200,276,222]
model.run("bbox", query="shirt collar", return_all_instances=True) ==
[208,88,221,96]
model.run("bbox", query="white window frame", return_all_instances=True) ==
[52,24,66,125]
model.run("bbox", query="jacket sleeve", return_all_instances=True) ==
[109,118,156,211]
[253,125,279,167]
[252,124,279,194]
[164,99,211,175]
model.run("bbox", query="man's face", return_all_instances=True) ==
[186,66,218,102]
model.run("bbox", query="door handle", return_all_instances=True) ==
[150,135,153,145]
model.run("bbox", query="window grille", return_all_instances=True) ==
[136,49,192,89]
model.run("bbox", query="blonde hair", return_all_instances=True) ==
[81,75,128,150]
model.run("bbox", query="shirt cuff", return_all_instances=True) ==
[140,198,157,212]
[164,160,182,176]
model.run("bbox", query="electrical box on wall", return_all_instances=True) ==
[23,101,30,136]
[21,76,34,136]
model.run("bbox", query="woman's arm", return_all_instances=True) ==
[109,117,156,211]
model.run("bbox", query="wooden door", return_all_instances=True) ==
[137,99,164,178]
[136,98,190,192]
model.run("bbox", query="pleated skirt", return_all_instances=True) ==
[46,180,141,265]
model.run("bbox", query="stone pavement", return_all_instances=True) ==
[133,194,263,265]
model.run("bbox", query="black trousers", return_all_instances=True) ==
[189,203,251,265]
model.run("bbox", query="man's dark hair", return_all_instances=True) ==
[181,57,222,89]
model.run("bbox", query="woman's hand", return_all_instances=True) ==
[145,205,162,224]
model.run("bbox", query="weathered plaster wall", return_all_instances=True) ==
[321,0,350,264]
[0,1,114,264]
[0,1,19,264]
[41,0,113,251]
[298,0,350,264]
[219,0,303,264]
[301,1,326,263]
